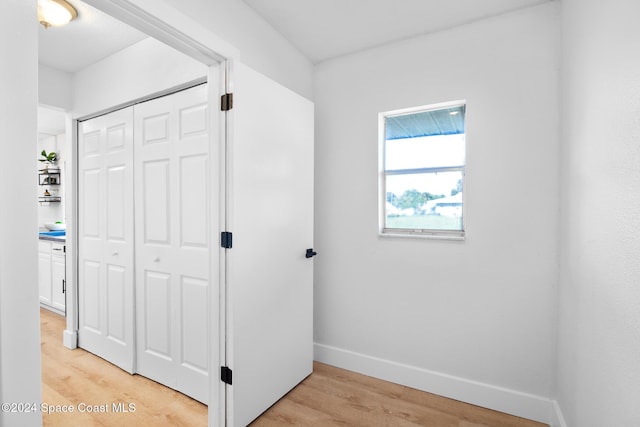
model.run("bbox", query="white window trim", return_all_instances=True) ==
[378,100,467,240]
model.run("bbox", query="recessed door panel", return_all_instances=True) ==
[142,160,171,245]
[143,271,172,358]
[106,166,126,241]
[83,130,100,157]
[180,155,208,248]
[82,169,101,238]
[107,124,126,151]
[181,276,208,372]
[143,114,170,145]
[106,265,126,344]
[81,260,101,331]
[180,104,208,138]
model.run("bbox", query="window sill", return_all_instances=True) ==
[379,229,465,241]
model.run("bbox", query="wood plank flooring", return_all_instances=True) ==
[41,308,547,426]
[250,364,547,427]
[40,308,207,426]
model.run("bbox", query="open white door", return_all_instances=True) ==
[226,63,315,426]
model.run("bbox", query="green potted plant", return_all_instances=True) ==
[39,150,58,172]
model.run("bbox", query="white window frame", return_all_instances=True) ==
[378,100,466,240]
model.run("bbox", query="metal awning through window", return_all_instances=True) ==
[386,104,465,140]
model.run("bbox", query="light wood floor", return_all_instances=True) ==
[41,309,546,426]
[40,308,207,426]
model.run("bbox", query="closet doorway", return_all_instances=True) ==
[77,83,211,404]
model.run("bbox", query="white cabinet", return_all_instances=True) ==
[38,246,52,306]
[38,240,66,314]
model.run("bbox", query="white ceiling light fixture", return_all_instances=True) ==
[38,0,78,29]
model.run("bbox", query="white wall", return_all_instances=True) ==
[162,0,313,100]
[557,0,640,425]
[0,1,43,426]
[73,37,208,116]
[39,64,73,110]
[314,3,560,422]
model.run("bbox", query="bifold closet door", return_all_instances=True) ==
[134,84,211,404]
[78,107,135,373]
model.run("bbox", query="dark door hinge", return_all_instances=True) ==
[221,93,233,111]
[221,231,233,249]
[221,366,232,385]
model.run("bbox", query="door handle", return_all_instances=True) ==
[305,248,317,258]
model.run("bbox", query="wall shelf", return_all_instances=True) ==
[39,196,61,205]
[39,170,60,186]
[38,167,61,205]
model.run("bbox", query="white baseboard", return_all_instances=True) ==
[63,329,77,349]
[314,343,558,425]
[551,400,568,427]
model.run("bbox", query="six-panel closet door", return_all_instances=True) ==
[77,84,210,404]
[133,84,210,404]
[78,107,136,373]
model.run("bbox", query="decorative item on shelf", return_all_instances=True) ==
[39,187,61,205]
[39,150,59,172]
[44,221,66,231]
[39,171,60,186]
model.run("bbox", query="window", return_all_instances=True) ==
[379,101,466,238]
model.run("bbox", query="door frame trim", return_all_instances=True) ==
[66,2,234,426]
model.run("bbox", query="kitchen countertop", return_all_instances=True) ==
[39,230,66,243]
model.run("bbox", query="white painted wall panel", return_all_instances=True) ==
[0,3,42,423]
[73,38,208,117]
[313,3,559,422]
[557,0,640,425]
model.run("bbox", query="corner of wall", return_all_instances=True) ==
[550,400,569,427]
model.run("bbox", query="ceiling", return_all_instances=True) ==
[38,0,147,73]
[38,0,551,131]
[241,0,552,63]
[38,0,554,73]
